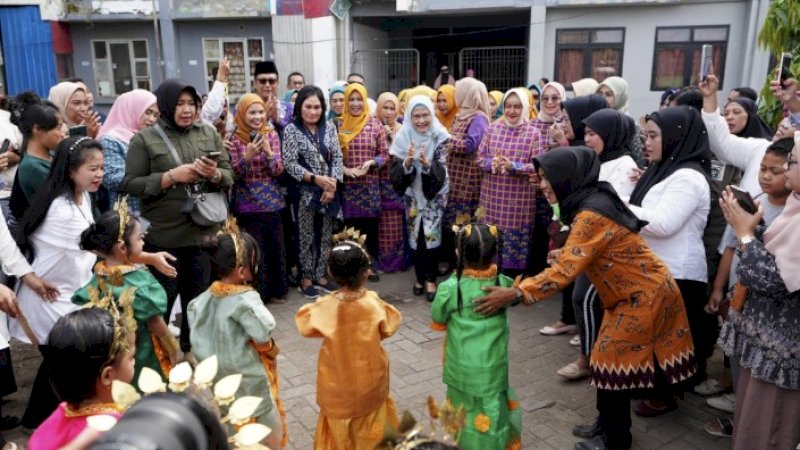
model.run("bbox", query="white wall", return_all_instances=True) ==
[543,2,748,118]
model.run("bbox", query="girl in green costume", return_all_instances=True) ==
[431,223,522,450]
[72,201,178,382]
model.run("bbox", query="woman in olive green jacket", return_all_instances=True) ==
[123,79,233,354]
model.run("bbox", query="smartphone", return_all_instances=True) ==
[0,139,10,155]
[249,131,261,143]
[226,125,238,142]
[777,52,792,84]
[730,186,758,215]
[699,44,713,82]
[69,125,87,137]
[206,151,222,161]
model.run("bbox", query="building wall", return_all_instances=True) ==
[543,2,748,117]
[173,18,273,95]
[69,21,157,108]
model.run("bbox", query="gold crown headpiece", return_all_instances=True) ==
[450,207,498,238]
[376,396,465,450]
[218,217,246,267]
[82,276,138,362]
[331,227,371,261]
[113,196,131,243]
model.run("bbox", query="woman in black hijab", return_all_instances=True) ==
[474,147,696,450]
[724,97,773,140]
[556,94,608,146]
[123,78,234,358]
[627,106,718,416]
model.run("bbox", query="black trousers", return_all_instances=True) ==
[573,273,604,356]
[676,278,715,382]
[21,345,59,429]
[414,225,439,284]
[597,389,633,450]
[344,217,380,269]
[144,243,211,352]
[239,212,288,300]
[560,282,576,325]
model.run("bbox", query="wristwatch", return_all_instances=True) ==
[309,174,316,184]
[737,235,755,252]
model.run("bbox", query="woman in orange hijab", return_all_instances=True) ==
[228,93,288,301]
[435,84,458,130]
[338,83,390,281]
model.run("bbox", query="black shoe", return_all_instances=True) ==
[413,284,423,296]
[574,436,608,450]
[426,290,437,302]
[572,419,602,439]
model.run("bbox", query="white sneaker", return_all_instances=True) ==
[694,378,729,396]
[707,393,735,413]
[569,335,581,346]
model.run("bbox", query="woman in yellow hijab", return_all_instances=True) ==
[338,82,390,281]
[228,93,287,301]
[435,84,458,130]
[488,90,504,121]
[397,89,409,118]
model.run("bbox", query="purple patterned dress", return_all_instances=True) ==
[444,115,489,227]
[378,120,407,272]
[478,121,545,271]
[342,117,389,219]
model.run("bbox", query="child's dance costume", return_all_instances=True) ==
[431,264,522,450]
[296,288,402,449]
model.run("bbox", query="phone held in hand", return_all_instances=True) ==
[249,130,260,143]
[730,185,758,215]
[69,125,87,137]
[206,151,222,161]
[777,52,793,84]
[0,139,10,155]
[699,44,713,82]
[226,125,238,142]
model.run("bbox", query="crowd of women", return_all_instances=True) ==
[0,57,797,450]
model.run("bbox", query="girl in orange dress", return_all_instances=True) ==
[295,234,402,449]
[474,147,696,450]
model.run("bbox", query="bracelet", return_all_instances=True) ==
[167,169,178,185]
[210,169,222,183]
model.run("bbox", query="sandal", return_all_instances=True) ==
[694,378,730,396]
[556,362,590,380]
[704,416,733,437]
[634,399,678,417]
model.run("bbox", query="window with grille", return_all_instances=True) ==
[651,26,728,91]
[555,28,625,87]
[203,38,264,102]
[92,40,151,97]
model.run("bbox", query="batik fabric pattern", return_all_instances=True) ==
[378,164,406,272]
[404,143,449,250]
[229,132,286,214]
[341,117,388,218]
[478,121,544,270]
[518,211,697,390]
[444,115,488,227]
[431,266,522,450]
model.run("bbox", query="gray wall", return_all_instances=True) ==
[173,18,273,95]
[69,21,159,110]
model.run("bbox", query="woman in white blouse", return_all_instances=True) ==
[626,106,715,417]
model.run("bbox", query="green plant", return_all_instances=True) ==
[757,0,800,128]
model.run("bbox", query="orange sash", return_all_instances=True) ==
[250,339,288,449]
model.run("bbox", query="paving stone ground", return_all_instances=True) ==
[3,269,731,449]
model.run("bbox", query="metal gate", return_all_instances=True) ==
[459,46,527,92]
[353,48,419,95]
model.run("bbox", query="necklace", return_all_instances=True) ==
[210,281,254,297]
[335,288,366,302]
[64,402,123,418]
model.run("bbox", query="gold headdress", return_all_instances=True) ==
[82,276,137,359]
[450,207,498,238]
[331,227,371,261]
[113,196,131,243]
[376,396,465,450]
[218,217,246,267]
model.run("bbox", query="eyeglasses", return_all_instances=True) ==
[541,96,560,103]
[256,78,279,86]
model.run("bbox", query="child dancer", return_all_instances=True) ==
[296,229,402,450]
[73,198,177,381]
[188,221,286,449]
[28,307,135,450]
[430,223,521,450]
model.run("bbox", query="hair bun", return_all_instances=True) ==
[8,91,42,127]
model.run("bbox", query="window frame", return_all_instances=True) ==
[90,39,151,98]
[202,37,265,102]
[650,25,729,91]
[554,27,626,87]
